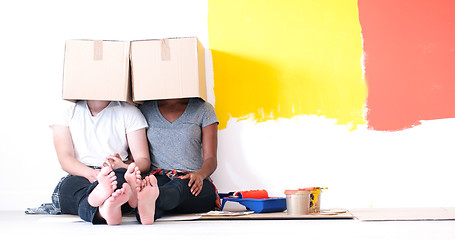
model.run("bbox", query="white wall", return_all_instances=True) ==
[213,117,455,209]
[0,0,210,210]
[0,0,453,211]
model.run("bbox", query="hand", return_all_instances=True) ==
[86,168,101,183]
[181,172,204,196]
[105,153,128,170]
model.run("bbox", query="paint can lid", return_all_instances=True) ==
[284,189,311,195]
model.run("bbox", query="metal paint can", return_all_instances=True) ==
[284,189,311,215]
[309,189,322,213]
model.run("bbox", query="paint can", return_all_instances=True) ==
[284,189,311,215]
[309,189,322,213]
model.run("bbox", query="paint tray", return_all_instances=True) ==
[221,197,286,213]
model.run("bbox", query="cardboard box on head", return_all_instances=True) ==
[62,40,132,103]
[130,37,207,103]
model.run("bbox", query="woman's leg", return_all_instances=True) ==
[173,179,217,213]
[138,175,188,221]
[138,175,217,222]
[154,177,191,212]
[136,176,159,225]
[153,177,217,217]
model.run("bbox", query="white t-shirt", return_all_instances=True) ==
[51,101,148,167]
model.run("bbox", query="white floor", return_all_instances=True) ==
[1,211,455,240]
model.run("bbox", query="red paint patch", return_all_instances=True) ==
[359,0,455,131]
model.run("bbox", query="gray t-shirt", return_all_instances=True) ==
[139,98,219,172]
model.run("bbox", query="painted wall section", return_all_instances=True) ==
[208,0,366,129]
[359,0,455,131]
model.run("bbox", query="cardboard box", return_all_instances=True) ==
[130,37,207,102]
[62,40,132,102]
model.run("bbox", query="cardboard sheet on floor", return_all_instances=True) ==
[33,211,353,223]
[157,210,353,221]
[349,208,455,221]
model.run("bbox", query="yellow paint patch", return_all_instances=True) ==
[208,0,366,129]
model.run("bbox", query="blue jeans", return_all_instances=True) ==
[136,175,217,222]
[57,168,132,224]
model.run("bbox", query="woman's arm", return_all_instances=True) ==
[52,125,99,183]
[182,122,218,196]
[125,128,150,173]
[198,123,218,179]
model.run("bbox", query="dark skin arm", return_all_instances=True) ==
[181,123,218,196]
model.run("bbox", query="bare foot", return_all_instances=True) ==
[99,183,131,225]
[88,166,117,207]
[137,175,159,225]
[124,163,141,208]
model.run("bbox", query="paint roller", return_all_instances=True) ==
[234,189,269,199]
